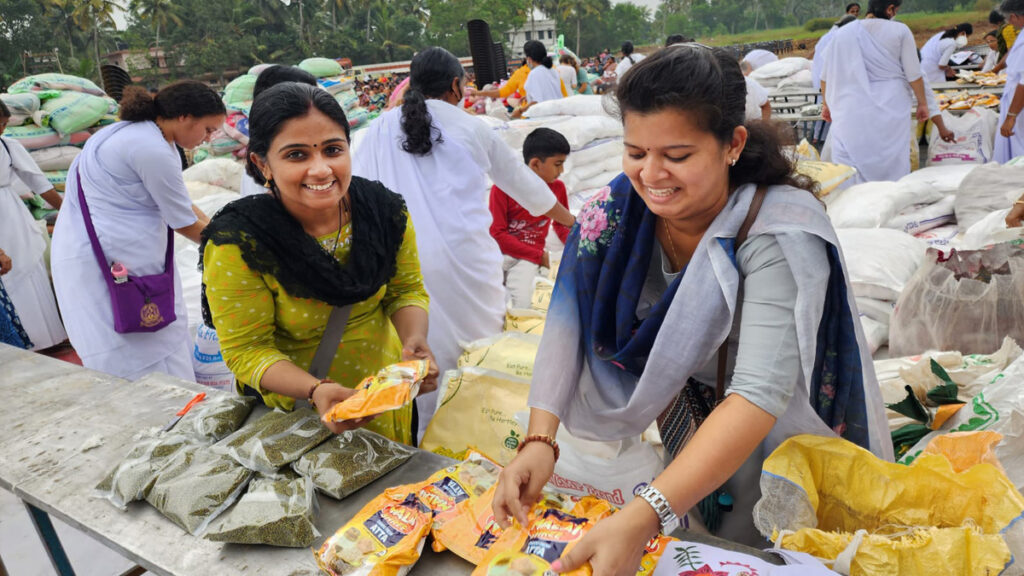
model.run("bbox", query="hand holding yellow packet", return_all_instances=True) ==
[322,361,429,423]
[472,496,614,576]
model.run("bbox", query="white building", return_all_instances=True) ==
[506,18,558,58]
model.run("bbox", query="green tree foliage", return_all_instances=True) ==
[1,0,987,91]
[0,0,54,88]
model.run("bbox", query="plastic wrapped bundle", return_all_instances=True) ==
[215,408,331,474]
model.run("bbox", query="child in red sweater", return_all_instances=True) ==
[489,128,572,308]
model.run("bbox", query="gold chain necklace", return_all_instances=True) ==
[661,217,682,272]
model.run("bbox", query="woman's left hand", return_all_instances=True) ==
[401,335,439,395]
[1002,117,1017,138]
[552,500,661,576]
[939,126,956,143]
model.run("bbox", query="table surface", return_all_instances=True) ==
[0,344,782,575]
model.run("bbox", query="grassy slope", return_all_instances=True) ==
[694,9,990,52]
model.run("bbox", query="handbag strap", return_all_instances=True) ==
[309,304,354,380]
[74,167,174,289]
[715,185,768,399]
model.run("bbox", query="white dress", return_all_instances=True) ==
[556,64,578,91]
[352,100,557,431]
[920,33,957,84]
[0,137,67,350]
[524,66,564,104]
[744,76,769,122]
[51,121,197,381]
[614,53,645,78]
[811,26,838,91]
[822,19,921,183]
[995,37,1024,163]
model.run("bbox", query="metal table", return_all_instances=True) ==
[0,344,781,575]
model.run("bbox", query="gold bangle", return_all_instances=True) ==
[1015,200,1024,205]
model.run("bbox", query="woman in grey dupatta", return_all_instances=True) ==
[492,44,891,574]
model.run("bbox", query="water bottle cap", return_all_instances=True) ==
[111,263,128,277]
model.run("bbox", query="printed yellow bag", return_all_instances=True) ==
[431,484,505,563]
[794,161,857,197]
[504,309,546,336]
[458,333,541,379]
[531,278,553,313]
[471,496,614,576]
[322,361,429,423]
[421,368,529,465]
[315,486,433,576]
[754,434,1024,576]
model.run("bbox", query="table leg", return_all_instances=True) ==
[23,502,76,576]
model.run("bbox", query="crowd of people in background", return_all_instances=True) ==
[2,5,1024,570]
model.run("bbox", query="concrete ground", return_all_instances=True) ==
[0,488,137,576]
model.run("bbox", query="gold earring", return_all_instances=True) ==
[264,179,272,189]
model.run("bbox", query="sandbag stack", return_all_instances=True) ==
[2,73,120,201]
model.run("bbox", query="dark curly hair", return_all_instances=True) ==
[119,80,224,122]
[613,44,816,195]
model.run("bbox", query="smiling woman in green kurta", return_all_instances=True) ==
[203,217,428,443]
[200,82,436,445]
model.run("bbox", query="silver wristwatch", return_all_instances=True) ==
[637,484,681,534]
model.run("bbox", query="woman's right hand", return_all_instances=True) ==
[0,249,11,276]
[312,382,375,434]
[493,441,557,529]
[821,103,831,123]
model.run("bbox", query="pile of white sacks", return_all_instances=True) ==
[826,161,1024,356]
[481,95,625,215]
[748,57,813,90]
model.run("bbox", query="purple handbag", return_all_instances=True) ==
[75,168,176,334]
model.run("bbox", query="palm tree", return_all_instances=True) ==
[368,0,413,61]
[130,0,182,46]
[44,0,79,58]
[560,0,600,56]
[72,0,124,65]
[325,0,351,31]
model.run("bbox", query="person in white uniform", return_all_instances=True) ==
[556,56,578,93]
[0,101,67,351]
[615,41,646,78]
[239,65,319,198]
[920,23,973,84]
[51,82,225,381]
[740,61,771,121]
[352,47,575,434]
[996,0,1024,163]
[515,40,565,119]
[820,0,930,183]
[741,48,778,71]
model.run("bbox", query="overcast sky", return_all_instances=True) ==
[620,0,661,12]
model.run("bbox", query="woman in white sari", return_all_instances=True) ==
[0,100,67,350]
[920,23,972,84]
[352,48,574,432]
[820,0,930,183]
[51,82,224,381]
[995,0,1024,163]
